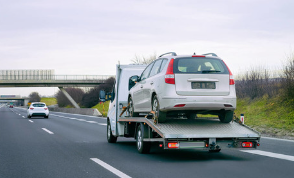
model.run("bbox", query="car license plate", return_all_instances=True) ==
[191,82,215,89]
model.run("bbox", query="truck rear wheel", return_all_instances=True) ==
[128,96,139,117]
[107,120,117,143]
[136,124,151,154]
[218,111,233,123]
[152,95,166,123]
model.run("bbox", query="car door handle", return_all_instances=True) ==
[150,82,154,85]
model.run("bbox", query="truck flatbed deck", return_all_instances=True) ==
[119,117,260,139]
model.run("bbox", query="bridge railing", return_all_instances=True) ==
[0,75,115,81]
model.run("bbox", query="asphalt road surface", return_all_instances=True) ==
[1,105,294,178]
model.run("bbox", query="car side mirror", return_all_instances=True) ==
[129,75,140,90]
[99,90,106,102]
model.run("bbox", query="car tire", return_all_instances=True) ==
[218,111,233,123]
[152,95,166,123]
[107,119,117,143]
[27,115,31,118]
[187,113,197,119]
[44,116,49,119]
[136,124,151,154]
[128,96,139,117]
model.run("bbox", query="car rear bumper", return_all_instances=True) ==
[159,96,236,112]
[28,111,49,116]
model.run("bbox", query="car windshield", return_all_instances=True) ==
[32,104,45,107]
[174,57,229,74]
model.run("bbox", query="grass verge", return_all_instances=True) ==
[92,101,110,117]
[235,95,294,138]
[40,98,57,106]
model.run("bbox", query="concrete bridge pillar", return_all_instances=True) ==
[58,87,80,109]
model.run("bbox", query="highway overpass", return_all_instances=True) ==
[0,71,114,108]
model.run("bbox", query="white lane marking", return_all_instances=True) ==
[262,137,294,143]
[29,120,34,123]
[241,150,294,162]
[42,128,54,134]
[90,158,131,178]
[22,116,25,118]
[86,121,98,123]
[51,112,106,119]
[19,114,21,115]
[51,113,106,124]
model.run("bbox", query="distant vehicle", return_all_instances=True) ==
[27,102,49,118]
[9,105,13,108]
[128,52,236,123]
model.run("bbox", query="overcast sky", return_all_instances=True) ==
[1,0,294,97]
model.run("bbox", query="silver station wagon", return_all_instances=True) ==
[128,52,236,123]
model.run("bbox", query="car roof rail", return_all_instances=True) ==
[159,52,177,58]
[202,53,218,57]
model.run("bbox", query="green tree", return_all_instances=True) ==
[29,92,41,102]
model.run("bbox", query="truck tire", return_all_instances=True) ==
[107,120,117,143]
[152,95,166,123]
[136,124,151,154]
[128,96,139,117]
[218,111,233,123]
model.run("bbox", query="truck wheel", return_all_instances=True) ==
[152,95,166,123]
[136,124,151,154]
[218,111,233,123]
[107,120,117,143]
[128,96,139,117]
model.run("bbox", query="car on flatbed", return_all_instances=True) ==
[100,56,260,154]
[128,52,236,123]
[27,102,49,118]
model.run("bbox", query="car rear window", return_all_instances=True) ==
[173,57,229,74]
[32,104,46,107]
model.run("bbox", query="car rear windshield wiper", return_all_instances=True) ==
[202,70,221,73]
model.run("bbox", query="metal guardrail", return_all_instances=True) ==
[0,75,115,81]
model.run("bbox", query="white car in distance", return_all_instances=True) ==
[128,52,236,123]
[27,102,49,118]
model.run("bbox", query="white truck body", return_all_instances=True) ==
[106,64,261,153]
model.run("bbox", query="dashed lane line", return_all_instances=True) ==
[90,158,131,178]
[86,121,98,124]
[50,114,106,126]
[241,150,294,162]
[29,120,34,123]
[42,128,54,135]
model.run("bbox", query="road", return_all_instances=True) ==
[1,104,294,178]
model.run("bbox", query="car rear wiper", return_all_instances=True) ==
[202,70,221,73]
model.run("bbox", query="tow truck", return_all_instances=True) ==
[100,64,261,154]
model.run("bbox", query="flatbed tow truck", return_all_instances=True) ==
[102,64,261,154]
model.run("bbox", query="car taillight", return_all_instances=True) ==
[44,108,48,110]
[242,142,253,148]
[192,55,205,57]
[168,142,179,148]
[174,104,186,107]
[223,61,235,85]
[30,108,34,110]
[165,58,175,84]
